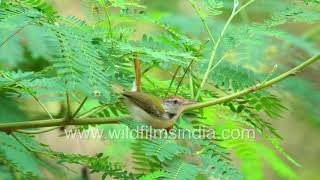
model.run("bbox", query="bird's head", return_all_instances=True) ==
[161,96,195,115]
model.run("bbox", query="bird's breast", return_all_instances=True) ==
[123,98,175,129]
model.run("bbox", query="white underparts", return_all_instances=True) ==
[123,98,175,129]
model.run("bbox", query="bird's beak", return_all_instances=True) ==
[183,99,196,105]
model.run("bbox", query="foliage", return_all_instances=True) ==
[56,153,135,179]
[0,0,319,179]
[141,138,189,162]
[304,0,320,5]
[0,132,48,178]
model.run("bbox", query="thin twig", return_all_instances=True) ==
[260,64,278,85]
[166,66,181,96]
[11,133,55,158]
[239,0,250,22]
[175,59,194,95]
[0,22,30,48]
[72,97,88,118]
[209,53,228,72]
[142,65,154,75]
[11,133,34,152]
[102,3,113,37]
[76,104,112,119]
[304,25,320,40]
[188,0,216,45]
[16,127,60,134]
[65,91,72,120]
[0,72,55,121]
[195,0,255,100]
[11,134,80,174]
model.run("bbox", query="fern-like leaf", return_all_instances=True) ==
[0,133,41,177]
[163,160,199,180]
[57,153,135,179]
[141,138,189,162]
[209,61,257,92]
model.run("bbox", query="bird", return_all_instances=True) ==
[121,91,195,129]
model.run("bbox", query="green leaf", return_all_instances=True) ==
[141,138,188,162]
[138,171,166,180]
[164,160,199,180]
[0,97,26,123]
[0,133,41,177]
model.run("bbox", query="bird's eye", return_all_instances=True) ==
[173,99,178,104]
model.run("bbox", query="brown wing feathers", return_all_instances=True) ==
[122,92,164,118]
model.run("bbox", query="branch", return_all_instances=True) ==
[195,0,255,100]
[188,0,216,45]
[183,54,320,112]
[0,116,130,131]
[0,54,319,131]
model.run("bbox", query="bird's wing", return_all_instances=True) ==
[122,92,164,118]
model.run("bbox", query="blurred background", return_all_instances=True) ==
[1,0,319,179]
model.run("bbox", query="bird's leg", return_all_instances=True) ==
[165,126,173,132]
